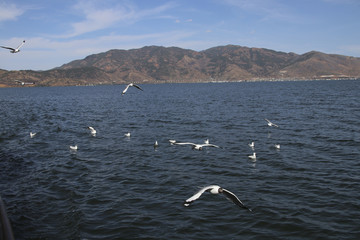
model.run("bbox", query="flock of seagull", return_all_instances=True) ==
[247,118,281,161]
[2,39,282,214]
[26,82,283,212]
[10,42,282,212]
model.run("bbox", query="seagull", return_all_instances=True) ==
[184,185,251,211]
[88,126,96,136]
[1,40,25,53]
[265,118,279,128]
[30,132,36,138]
[248,152,256,161]
[171,141,221,151]
[124,132,131,137]
[248,142,255,149]
[169,139,177,145]
[154,140,159,148]
[204,139,209,144]
[70,145,78,151]
[274,144,280,149]
[122,83,143,95]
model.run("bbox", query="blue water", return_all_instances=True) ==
[1,80,359,239]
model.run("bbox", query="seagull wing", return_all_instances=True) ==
[184,185,219,206]
[16,40,25,50]
[265,118,278,127]
[203,143,220,148]
[221,188,252,211]
[132,84,143,91]
[122,84,130,95]
[173,142,196,146]
[1,46,15,51]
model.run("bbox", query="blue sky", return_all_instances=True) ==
[1,0,359,70]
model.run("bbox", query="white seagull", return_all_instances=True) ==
[124,132,131,137]
[122,83,143,95]
[1,40,25,53]
[265,118,279,128]
[171,140,221,151]
[88,126,96,136]
[70,145,78,151]
[154,140,159,148]
[248,152,256,161]
[30,132,36,138]
[274,144,281,149]
[184,185,251,211]
[204,139,209,144]
[248,142,255,149]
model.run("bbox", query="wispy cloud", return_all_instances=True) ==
[60,0,176,38]
[0,3,25,22]
[222,0,299,22]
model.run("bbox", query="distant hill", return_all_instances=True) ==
[1,45,360,87]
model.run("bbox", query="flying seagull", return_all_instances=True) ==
[184,185,251,211]
[88,126,96,136]
[265,118,279,127]
[170,140,221,151]
[1,40,25,53]
[122,83,143,95]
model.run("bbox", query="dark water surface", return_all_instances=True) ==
[1,80,359,239]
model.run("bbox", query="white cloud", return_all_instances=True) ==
[0,3,24,22]
[59,0,176,38]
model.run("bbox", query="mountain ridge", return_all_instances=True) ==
[1,45,360,87]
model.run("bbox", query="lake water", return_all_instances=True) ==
[0,80,359,239]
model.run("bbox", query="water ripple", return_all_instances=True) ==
[1,81,360,239]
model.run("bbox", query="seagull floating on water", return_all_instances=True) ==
[124,132,131,137]
[274,144,280,149]
[170,140,221,151]
[30,132,36,138]
[184,185,251,211]
[265,118,279,128]
[1,40,25,53]
[70,145,78,151]
[248,152,256,161]
[88,126,96,136]
[154,140,159,148]
[204,139,209,144]
[122,83,143,95]
[248,142,255,149]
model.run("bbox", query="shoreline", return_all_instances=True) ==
[0,77,359,88]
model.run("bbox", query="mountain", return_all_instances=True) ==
[1,45,360,87]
